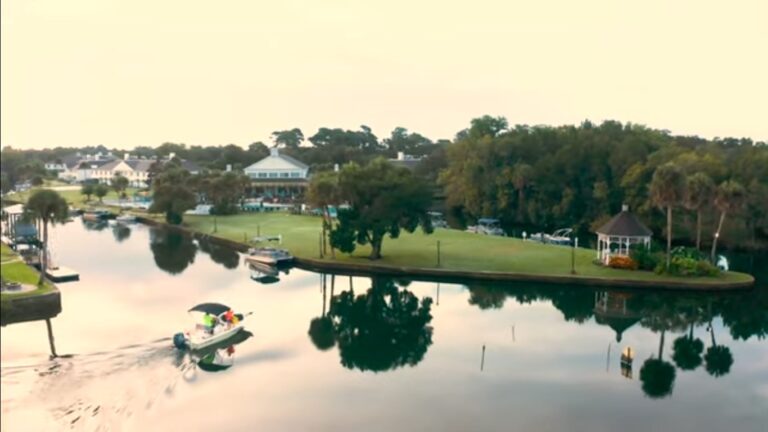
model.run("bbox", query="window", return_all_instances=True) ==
[268,172,278,178]
[290,172,301,178]
[280,172,290,178]
[258,173,267,178]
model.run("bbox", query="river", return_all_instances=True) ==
[1,218,766,432]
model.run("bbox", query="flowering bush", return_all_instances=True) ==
[608,255,638,270]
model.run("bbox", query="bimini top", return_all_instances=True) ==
[189,303,231,315]
[478,218,500,224]
[595,205,652,237]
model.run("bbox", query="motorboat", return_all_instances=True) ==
[467,218,505,236]
[173,303,250,351]
[244,247,293,266]
[428,211,448,229]
[115,214,137,223]
[530,228,573,245]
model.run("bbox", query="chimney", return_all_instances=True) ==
[622,204,629,212]
[270,147,279,157]
[334,163,339,172]
[397,151,405,161]
[226,164,232,172]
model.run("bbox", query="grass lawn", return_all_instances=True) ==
[0,244,55,305]
[182,212,753,285]
[7,187,142,210]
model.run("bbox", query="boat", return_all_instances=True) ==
[244,247,293,266]
[428,211,448,229]
[529,228,573,245]
[173,303,250,351]
[115,214,137,223]
[82,209,111,222]
[467,218,505,236]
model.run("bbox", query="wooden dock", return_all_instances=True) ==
[44,266,79,283]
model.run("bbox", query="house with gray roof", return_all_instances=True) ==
[243,148,309,200]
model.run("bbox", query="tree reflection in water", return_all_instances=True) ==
[639,330,676,399]
[112,224,131,243]
[324,277,434,372]
[197,237,240,270]
[149,228,197,275]
[704,321,733,377]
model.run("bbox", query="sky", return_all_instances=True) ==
[2,0,767,150]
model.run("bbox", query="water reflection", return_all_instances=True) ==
[198,237,240,270]
[149,228,197,275]
[111,223,131,243]
[81,219,108,232]
[188,330,253,374]
[317,276,435,373]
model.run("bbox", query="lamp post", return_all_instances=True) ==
[570,229,577,275]
[711,232,720,263]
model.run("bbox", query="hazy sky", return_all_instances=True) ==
[2,0,767,150]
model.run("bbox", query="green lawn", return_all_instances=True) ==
[0,244,54,304]
[182,213,753,285]
[7,187,142,210]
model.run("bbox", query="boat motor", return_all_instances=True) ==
[173,332,189,350]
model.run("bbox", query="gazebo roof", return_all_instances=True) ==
[595,205,652,237]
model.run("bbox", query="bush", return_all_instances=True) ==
[657,256,720,277]
[608,255,638,270]
[670,246,706,261]
[630,246,663,271]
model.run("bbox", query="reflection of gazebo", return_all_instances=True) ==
[594,205,652,264]
[594,291,641,342]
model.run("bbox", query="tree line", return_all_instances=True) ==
[3,118,766,249]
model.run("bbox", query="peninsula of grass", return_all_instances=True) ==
[1,243,55,304]
[178,213,754,288]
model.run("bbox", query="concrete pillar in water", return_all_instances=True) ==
[45,319,58,358]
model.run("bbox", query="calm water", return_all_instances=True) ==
[1,219,766,432]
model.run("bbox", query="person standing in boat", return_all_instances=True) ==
[203,312,216,334]
[224,309,235,329]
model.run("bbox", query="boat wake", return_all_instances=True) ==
[0,337,196,432]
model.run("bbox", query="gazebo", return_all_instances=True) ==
[594,205,652,264]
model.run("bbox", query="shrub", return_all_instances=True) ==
[658,256,720,277]
[670,246,706,261]
[630,246,663,271]
[608,255,638,270]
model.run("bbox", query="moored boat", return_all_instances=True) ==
[244,247,293,266]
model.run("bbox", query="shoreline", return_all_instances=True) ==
[136,216,755,291]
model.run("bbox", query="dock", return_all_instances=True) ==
[44,266,80,283]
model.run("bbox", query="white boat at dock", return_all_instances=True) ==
[244,247,293,266]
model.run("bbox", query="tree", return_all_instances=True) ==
[330,159,433,260]
[466,284,507,310]
[650,163,686,270]
[639,330,676,398]
[308,274,336,351]
[307,171,340,257]
[94,183,109,203]
[80,183,95,202]
[383,127,433,157]
[468,115,508,138]
[710,180,746,262]
[271,128,304,149]
[684,173,715,250]
[112,174,129,200]
[511,162,534,223]
[24,189,69,284]
[149,167,197,225]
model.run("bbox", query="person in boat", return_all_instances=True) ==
[203,312,216,334]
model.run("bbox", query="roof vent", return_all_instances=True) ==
[622,204,629,212]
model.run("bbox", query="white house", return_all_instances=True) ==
[243,148,309,200]
[64,152,199,187]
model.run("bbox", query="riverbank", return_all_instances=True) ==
[1,243,61,326]
[141,213,754,289]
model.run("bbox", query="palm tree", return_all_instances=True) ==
[511,162,534,223]
[704,320,733,377]
[639,330,676,398]
[710,180,746,263]
[684,173,714,250]
[111,174,129,204]
[650,163,686,270]
[24,189,69,285]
